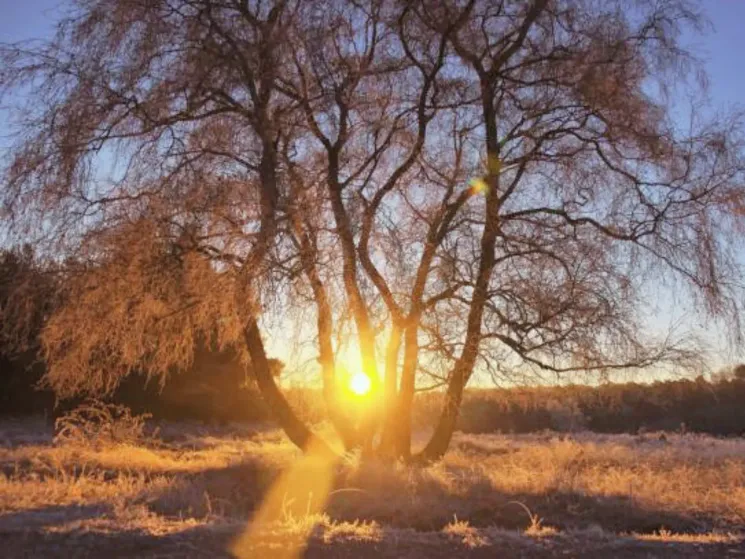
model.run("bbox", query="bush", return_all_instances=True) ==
[53,399,155,448]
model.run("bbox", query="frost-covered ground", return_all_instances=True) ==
[1,417,744,557]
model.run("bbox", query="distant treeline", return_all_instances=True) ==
[4,346,745,436]
[416,374,745,436]
[2,245,745,435]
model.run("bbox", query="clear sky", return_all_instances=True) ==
[0,1,60,43]
[1,1,744,376]
[692,1,745,109]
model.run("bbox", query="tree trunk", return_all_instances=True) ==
[326,160,381,451]
[390,319,420,459]
[414,366,466,463]
[379,325,402,457]
[414,85,502,462]
[294,215,361,451]
[244,316,335,457]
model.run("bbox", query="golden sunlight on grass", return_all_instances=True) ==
[349,372,372,396]
[230,437,339,559]
[2,419,745,557]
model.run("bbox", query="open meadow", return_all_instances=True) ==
[1,416,744,558]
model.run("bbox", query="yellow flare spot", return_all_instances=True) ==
[349,371,372,395]
[468,176,489,195]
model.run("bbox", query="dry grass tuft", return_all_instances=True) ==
[633,529,743,544]
[442,517,490,548]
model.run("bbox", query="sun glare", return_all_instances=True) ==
[349,372,372,395]
[468,176,488,195]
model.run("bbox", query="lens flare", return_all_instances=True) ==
[468,155,501,195]
[468,176,489,195]
[349,372,372,395]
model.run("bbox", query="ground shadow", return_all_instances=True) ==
[2,422,744,558]
[0,504,743,558]
[135,446,733,535]
[0,504,109,532]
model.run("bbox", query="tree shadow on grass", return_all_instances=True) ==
[0,504,109,532]
[136,452,732,534]
[0,502,743,559]
[130,456,744,557]
[2,423,743,558]
[0,509,233,558]
[144,459,278,518]
[324,462,718,535]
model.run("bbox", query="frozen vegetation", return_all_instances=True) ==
[1,415,744,557]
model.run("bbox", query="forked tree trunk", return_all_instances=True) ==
[411,3,550,463]
[415,114,502,461]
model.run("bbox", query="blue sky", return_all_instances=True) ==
[693,1,745,109]
[1,1,744,374]
[0,1,59,43]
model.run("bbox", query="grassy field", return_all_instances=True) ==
[1,416,744,558]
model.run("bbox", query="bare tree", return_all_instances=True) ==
[2,0,744,462]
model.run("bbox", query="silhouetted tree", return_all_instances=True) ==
[2,0,745,461]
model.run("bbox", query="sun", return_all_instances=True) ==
[349,372,372,396]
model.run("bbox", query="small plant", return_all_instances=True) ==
[506,501,557,536]
[443,516,490,548]
[53,399,155,448]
